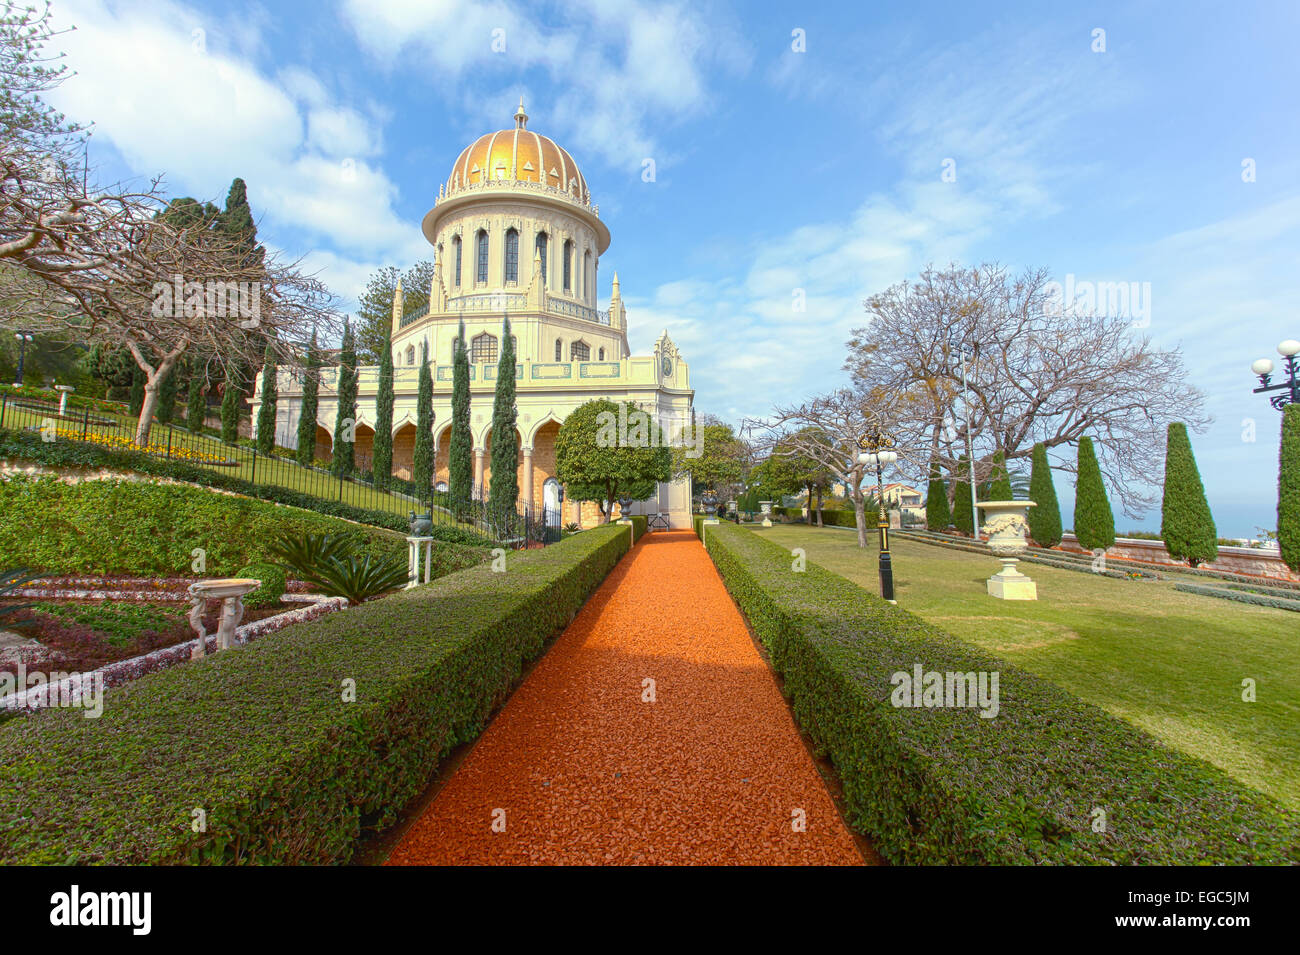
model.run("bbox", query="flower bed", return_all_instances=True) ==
[46,427,238,466]
[1,593,346,713]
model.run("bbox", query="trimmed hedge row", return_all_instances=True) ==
[701,522,1297,864]
[0,473,485,580]
[0,523,632,864]
[1173,581,1300,613]
[0,429,493,548]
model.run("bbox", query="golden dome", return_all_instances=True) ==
[444,99,589,202]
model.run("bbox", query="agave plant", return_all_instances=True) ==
[0,568,45,632]
[267,532,350,580]
[306,553,410,606]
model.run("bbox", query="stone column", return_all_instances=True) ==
[521,447,534,511]
[473,447,485,496]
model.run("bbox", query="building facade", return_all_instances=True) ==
[256,101,695,527]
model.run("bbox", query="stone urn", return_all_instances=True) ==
[758,500,773,527]
[978,501,1037,600]
[702,491,720,524]
[188,578,261,658]
[617,496,635,524]
[408,510,433,536]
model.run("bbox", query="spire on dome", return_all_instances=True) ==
[514,97,528,129]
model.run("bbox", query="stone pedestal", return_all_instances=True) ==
[987,559,1038,600]
[406,536,435,589]
[188,578,261,658]
[55,384,74,416]
[979,500,1038,601]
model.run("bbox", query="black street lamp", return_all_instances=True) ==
[13,331,35,387]
[1251,339,1300,411]
[857,430,898,603]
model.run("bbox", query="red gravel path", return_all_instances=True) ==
[387,529,867,865]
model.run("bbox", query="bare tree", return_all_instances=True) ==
[746,387,908,548]
[0,1,340,445]
[846,263,1207,517]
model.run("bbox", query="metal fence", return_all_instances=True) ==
[0,392,561,548]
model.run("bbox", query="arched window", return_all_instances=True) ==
[476,230,489,284]
[554,338,562,361]
[504,228,519,284]
[471,332,498,364]
[562,239,573,292]
[405,346,415,366]
[570,340,590,361]
[452,236,462,288]
[535,232,548,286]
[598,347,605,361]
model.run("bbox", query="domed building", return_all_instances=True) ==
[260,101,695,527]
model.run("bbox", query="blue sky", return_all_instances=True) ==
[43,0,1300,535]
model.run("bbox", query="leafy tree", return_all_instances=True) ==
[1074,436,1116,551]
[154,361,178,424]
[128,365,145,417]
[331,320,358,479]
[1277,405,1299,572]
[412,341,434,497]
[925,457,950,531]
[1027,442,1062,546]
[673,414,745,493]
[214,177,265,271]
[255,343,277,453]
[951,454,974,535]
[448,319,473,506]
[295,334,320,466]
[185,364,206,433]
[556,399,672,522]
[987,449,1013,500]
[220,373,240,444]
[372,328,395,491]
[354,260,435,363]
[354,266,399,364]
[1160,422,1217,567]
[488,316,519,517]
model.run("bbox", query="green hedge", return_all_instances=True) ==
[701,523,1297,864]
[629,515,647,541]
[1173,581,1300,613]
[0,428,492,547]
[0,523,631,864]
[693,515,705,539]
[0,473,484,579]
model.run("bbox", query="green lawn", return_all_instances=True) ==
[752,523,1300,810]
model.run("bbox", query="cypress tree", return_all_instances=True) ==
[255,343,277,454]
[372,328,395,491]
[128,365,145,417]
[489,316,519,518]
[951,454,974,535]
[1160,423,1218,567]
[925,457,950,531]
[412,341,434,498]
[296,334,320,467]
[1073,436,1115,551]
[155,363,178,424]
[1027,442,1063,547]
[988,449,1013,500]
[1278,404,1300,572]
[186,366,206,434]
[331,320,358,478]
[220,372,240,444]
[449,319,473,509]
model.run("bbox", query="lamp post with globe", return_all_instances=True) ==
[1251,339,1300,411]
[857,430,898,603]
